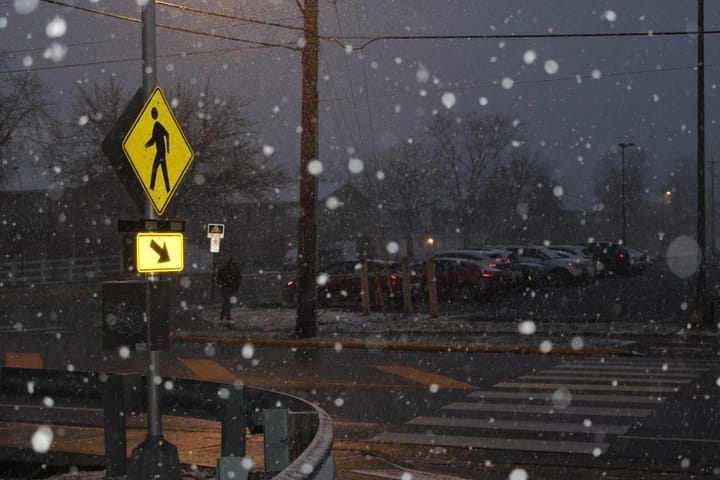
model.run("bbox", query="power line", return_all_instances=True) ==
[0,44,266,75]
[156,0,303,32]
[318,61,719,104]
[328,29,720,50]
[35,0,720,53]
[37,0,299,50]
[5,0,718,99]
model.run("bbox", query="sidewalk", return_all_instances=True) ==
[171,303,718,356]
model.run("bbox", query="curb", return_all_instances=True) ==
[170,333,624,356]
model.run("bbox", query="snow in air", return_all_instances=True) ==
[31,426,53,453]
[14,0,39,15]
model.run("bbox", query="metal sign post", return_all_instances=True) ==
[126,2,182,479]
[208,224,225,301]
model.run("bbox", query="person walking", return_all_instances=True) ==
[217,257,242,326]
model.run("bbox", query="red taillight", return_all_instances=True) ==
[389,274,399,281]
[618,253,625,259]
[490,263,498,268]
[482,273,491,278]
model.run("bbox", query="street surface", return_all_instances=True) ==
[0,262,719,479]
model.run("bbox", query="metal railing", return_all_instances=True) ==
[0,256,124,287]
[0,367,334,480]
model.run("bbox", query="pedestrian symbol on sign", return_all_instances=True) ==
[145,107,170,193]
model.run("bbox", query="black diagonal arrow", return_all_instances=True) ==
[150,239,171,263]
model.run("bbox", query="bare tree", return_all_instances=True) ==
[592,147,649,243]
[427,112,521,247]
[169,79,287,212]
[0,59,53,187]
[59,77,128,183]
[58,78,286,207]
[483,148,561,243]
[376,140,443,260]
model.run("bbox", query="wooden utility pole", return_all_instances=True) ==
[295,0,319,337]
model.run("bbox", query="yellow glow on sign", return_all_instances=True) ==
[136,233,184,273]
[122,87,194,216]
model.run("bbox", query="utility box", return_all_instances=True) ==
[102,280,170,351]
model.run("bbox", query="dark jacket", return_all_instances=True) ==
[217,260,242,296]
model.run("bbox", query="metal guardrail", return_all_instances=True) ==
[0,367,334,480]
[0,256,124,286]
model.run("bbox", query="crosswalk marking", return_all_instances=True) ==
[518,375,691,384]
[443,402,651,417]
[564,363,710,372]
[466,391,665,403]
[179,358,418,389]
[371,357,712,457]
[374,365,475,390]
[180,358,238,382]
[493,382,679,393]
[4,353,42,369]
[351,468,470,480]
[542,369,700,378]
[409,416,631,435]
[373,431,609,455]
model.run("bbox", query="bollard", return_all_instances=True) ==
[402,258,413,315]
[360,259,371,315]
[427,260,439,318]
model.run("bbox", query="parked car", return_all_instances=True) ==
[547,244,598,279]
[484,246,552,288]
[625,246,655,272]
[500,245,586,285]
[430,248,525,288]
[578,242,637,275]
[411,257,504,301]
[282,259,402,307]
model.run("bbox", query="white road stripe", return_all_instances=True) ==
[372,432,608,455]
[443,402,651,417]
[564,363,710,372]
[467,390,665,403]
[540,369,699,378]
[520,375,691,384]
[409,416,631,435]
[494,382,678,393]
[618,435,720,444]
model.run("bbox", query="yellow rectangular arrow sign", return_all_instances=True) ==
[136,232,184,273]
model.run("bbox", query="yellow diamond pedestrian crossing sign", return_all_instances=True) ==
[122,86,194,216]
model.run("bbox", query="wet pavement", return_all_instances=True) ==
[2,277,719,479]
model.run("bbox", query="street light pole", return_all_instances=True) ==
[618,142,635,245]
[693,0,711,325]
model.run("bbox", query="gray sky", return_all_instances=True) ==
[2,0,718,204]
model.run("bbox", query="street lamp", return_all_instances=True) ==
[618,142,636,245]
